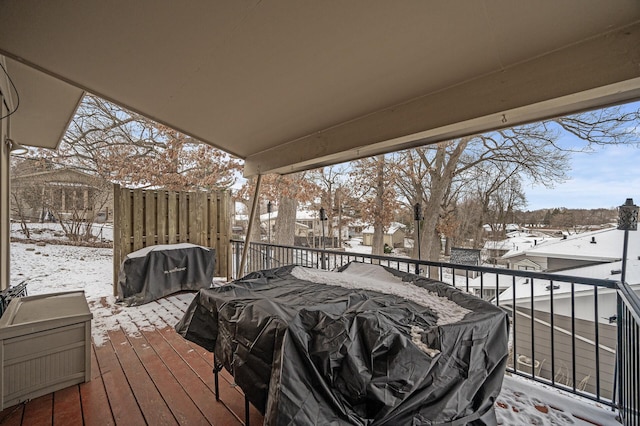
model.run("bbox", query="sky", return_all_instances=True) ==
[524,143,640,210]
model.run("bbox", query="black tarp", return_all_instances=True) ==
[175,263,509,425]
[117,243,215,306]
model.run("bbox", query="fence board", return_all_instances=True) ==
[157,192,167,245]
[188,193,198,245]
[168,192,177,244]
[132,189,144,251]
[113,185,230,293]
[179,192,188,243]
[218,191,230,281]
[198,192,208,246]
[113,184,122,296]
[145,191,157,246]
[208,194,218,256]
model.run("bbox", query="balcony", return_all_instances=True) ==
[232,239,640,424]
[0,239,634,425]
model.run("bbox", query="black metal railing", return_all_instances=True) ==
[616,280,640,425]
[230,240,638,420]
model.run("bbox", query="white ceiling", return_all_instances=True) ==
[1,1,640,176]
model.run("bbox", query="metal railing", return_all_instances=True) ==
[230,240,639,422]
[616,281,640,425]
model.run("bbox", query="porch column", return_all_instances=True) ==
[0,100,10,290]
[238,174,262,279]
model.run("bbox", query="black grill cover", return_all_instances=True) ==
[117,243,215,306]
[175,263,509,425]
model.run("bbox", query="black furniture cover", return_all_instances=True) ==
[117,243,215,306]
[176,263,509,425]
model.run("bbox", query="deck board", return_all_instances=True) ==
[140,328,242,426]
[21,394,52,426]
[0,405,22,426]
[94,341,149,425]
[0,293,262,426]
[52,386,83,426]
[79,348,115,426]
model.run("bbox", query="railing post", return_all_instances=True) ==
[235,241,242,280]
[615,292,622,418]
[414,203,422,275]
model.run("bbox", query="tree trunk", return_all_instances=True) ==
[274,195,297,246]
[371,156,386,256]
[417,141,468,277]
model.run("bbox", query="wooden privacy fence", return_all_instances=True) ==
[113,184,231,294]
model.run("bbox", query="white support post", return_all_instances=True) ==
[238,174,262,279]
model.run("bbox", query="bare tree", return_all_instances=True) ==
[236,173,318,247]
[389,103,639,263]
[311,166,352,248]
[351,155,400,256]
[35,94,242,191]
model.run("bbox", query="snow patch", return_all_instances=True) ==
[410,326,440,357]
[290,263,471,326]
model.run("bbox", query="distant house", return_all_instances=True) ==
[11,168,112,223]
[347,220,366,239]
[238,209,349,246]
[494,227,640,400]
[483,232,558,267]
[503,227,622,272]
[362,222,406,248]
[482,223,522,233]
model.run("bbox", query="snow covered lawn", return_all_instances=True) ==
[8,240,619,426]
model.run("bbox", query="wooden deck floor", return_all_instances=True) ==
[0,293,264,426]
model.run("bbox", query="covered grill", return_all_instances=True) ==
[117,243,215,306]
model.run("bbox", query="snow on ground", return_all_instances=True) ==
[7,238,619,425]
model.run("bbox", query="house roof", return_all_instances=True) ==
[258,210,319,222]
[2,2,640,176]
[502,227,637,262]
[12,168,96,181]
[362,222,406,235]
[497,257,640,303]
[483,235,558,253]
[496,228,640,302]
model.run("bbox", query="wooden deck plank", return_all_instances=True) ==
[93,339,147,425]
[52,386,82,426]
[158,327,265,424]
[123,330,210,425]
[0,292,263,426]
[79,346,115,426]
[21,393,52,426]
[107,329,178,425]
[0,404,23,426]
[141,328,242,426]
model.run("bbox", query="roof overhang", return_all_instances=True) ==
[1,57,83,150]
[1,1,639,176]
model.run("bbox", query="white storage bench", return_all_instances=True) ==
[0,291,92,410]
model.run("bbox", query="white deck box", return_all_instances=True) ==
[0,291,92,410]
